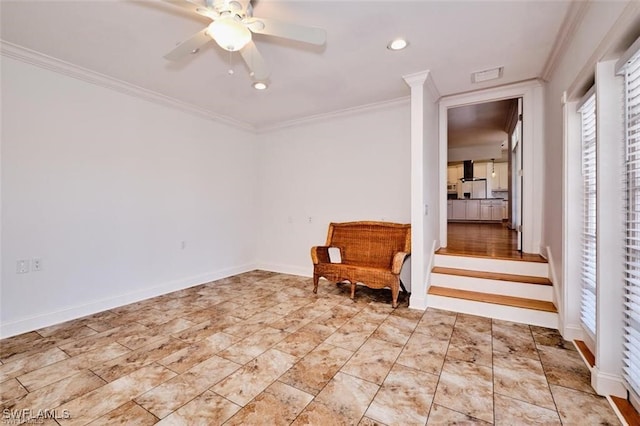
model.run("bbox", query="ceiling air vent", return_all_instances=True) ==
[471,66,504,84]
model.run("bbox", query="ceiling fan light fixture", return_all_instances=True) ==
[207,17,251,52]
[253,82,268,90]
[387,38,408,51]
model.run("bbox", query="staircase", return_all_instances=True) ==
[427,253,558,328]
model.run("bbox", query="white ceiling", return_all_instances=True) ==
[0,0,571,130]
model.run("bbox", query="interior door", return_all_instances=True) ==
[512,98,524,251]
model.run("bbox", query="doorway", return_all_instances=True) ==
[437,81,544,256]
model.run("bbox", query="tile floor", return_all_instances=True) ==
[0,271,621,425]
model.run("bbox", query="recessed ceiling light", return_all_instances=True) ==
[253,82,268,90]
[387,38,408,51]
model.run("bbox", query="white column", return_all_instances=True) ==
[403,71,440,310]
[593,59,626,397]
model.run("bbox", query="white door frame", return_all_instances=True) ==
[438,80,544,254]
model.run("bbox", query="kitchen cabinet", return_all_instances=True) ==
[491,162,509,190]
[447,165,463,184]
[466,200,480,220]
[452,200,466,219]
[450,199,503,222]
[480,199,502,221]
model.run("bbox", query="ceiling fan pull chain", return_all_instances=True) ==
[228,50,234,75]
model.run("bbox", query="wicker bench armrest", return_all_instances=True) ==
[392,252,410,274]
[311,246,332,264]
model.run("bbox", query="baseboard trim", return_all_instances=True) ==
[256,262,312,278]
[592,368,627,398]
[0,263,256,339]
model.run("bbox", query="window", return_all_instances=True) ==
[579,90,597,337]
[621,43,640,403]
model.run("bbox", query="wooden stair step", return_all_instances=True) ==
[428,286,558,313]
[431,266,552,286]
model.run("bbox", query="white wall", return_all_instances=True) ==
[1,58,258,337]
[256,103,411,280]
[544,0,640,396]
[543,0,636,339]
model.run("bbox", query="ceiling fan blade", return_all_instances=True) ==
[248,17,326,45]
[164,28,212,61]
[163,0,218,19]
[240,41,270,80]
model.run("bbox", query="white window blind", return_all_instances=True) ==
[621,47,640,400]
[579,91,597,337]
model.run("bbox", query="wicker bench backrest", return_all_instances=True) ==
[326,222,411,269]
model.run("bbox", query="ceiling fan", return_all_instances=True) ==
[163,0,326,81]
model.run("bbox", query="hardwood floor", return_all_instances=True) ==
[437,222,546,262]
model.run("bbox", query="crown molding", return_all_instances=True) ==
[402,70,441,102]
[256,95,410,133]
[540,0,590,82]
[0,41,255,132]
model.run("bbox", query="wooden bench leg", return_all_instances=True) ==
[313,274,319,294]
[400,280,408,294]
[391,285,399,309]
[350,282,356,302]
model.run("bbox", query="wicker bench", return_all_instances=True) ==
[310,221,411,308]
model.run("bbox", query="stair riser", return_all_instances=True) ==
[427,295,558,329]
[430,273,553,301]
[434,254,548,277]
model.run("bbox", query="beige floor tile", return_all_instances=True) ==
[493,352,555,410]
[396,331,448,375]
[92,337,189,382]
[324,319,379,351]
[359,416,389,426]
[365,364,439,425]
[446,323,493,367]
[280,342,354,395]
[225,381,314,425]
[370,315,415,346]
[58,323,148,357]
[314,371,379,423]
[18,342,130,391]
[0,346,69,382]
[117,318,195,350]
[293,401,354,426]
[492,319,539,360]
[538,345,594,393]
[88,401,158,425]
[341,338,403,385]
[36,322,98,340]
[274,329,325,358]
[211,348,297,406]
[0,272,612,426]
[156,390,241,425]
[550,384,620,425]
[433,359,494,423]
[57,363,176,426]
[426,404,491,425]
[0,378,28,405]
[219,326,290,364]
[157,332,239,373]
[135,355,240,419]
[3,370,105,412]
[530,326,578,351]
[494,394,561,425]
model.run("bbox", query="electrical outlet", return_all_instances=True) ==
[181,241,186,250]
[32,258,42,271]
[308,216,313,224]
[17,260,29,274]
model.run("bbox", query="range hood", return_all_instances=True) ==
[460,160,486,182]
